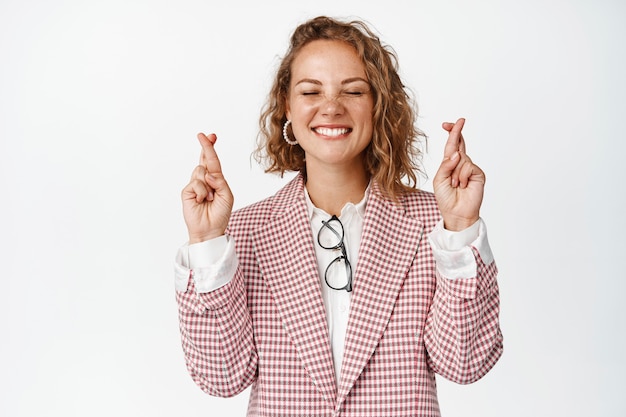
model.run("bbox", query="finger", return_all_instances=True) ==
[188,165,218,202]
[442,118,465,158]
[442,122,467,153]
[456,159,472,188]
[190,165,208,182]
[442,122,454,132]
[204,171,231,202]
[197,133,223,174]
[457,157,485,189]
[450,152,473,187]
[435,150,461,186]
[182,179,212,203]
[459,134,466,155]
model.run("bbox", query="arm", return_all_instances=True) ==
[425,118,503,383]
[176,133,257,396]
[424,220,503,384]
[176,264,258,397]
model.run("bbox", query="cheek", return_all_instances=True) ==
[358,105,375,129]
[290,103,317,121]
[357,97,374,119]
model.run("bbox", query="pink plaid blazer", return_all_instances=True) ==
[176,174,502,416]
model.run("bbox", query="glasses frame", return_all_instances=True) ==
[317,215,353,292]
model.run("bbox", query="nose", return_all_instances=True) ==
[321,94,344,117]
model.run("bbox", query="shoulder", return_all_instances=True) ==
[401,188,438,209]
[399,188,441,228]
[228,174,304,234]
[369,181,441,230]
[229,195,274,229]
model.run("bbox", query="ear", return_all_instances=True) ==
[285,98,292,121]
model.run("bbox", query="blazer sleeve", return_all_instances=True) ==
[176,265,258,397]
[423,225,503,384]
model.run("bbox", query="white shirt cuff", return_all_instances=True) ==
[174,235,238,293]
[427,218,493,279]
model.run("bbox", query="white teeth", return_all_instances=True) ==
[315,127,350,137]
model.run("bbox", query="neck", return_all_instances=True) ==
[305,163,369,216]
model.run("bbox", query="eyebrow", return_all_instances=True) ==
[294,77,369,86]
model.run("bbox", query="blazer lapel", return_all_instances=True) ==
[338,184,424,401]
[251,176,337,405]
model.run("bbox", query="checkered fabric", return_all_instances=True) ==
[176,174,503,416]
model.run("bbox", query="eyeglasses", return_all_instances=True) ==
[317,215,353,292]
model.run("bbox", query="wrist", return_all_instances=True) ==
[188,230,226,244]
[442,215,479,232]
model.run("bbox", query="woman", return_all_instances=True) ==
[175,16,502,417]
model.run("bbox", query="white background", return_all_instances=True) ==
[1,0,624,415]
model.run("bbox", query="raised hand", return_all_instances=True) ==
[181,133,234,243]
[433,118,485,231]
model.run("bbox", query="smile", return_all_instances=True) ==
[313,127,352,137]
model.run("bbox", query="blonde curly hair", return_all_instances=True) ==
[255,16,426,199]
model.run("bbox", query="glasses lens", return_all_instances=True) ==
[325,256,352,290]
[318,218,343,249]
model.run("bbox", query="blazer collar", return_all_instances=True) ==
[251,175,338,405]
[337,180,424,403]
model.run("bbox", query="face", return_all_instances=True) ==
[286,40,374,174]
